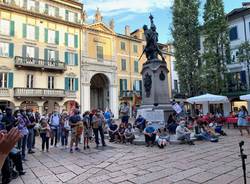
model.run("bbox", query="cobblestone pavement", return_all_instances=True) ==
[9,129,250,184]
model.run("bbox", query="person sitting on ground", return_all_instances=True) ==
[209,121,227,136]
[117,123,126,143]
[143,122,157,147]
[156,127,169,149]
[134,115,146,132]
[176,121,195,145]
[198,122,219,142]
[124,123,135,144]
[108,120,118,142]
[166,114,178,134]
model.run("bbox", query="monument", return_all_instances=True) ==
[137,14,173,126]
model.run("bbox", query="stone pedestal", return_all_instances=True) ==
[137,59,173,127]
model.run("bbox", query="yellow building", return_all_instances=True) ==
[0,1,173,118]
[0,0,82,113]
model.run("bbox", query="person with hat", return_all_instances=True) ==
[176,121,195,145]
[143,122,157,147]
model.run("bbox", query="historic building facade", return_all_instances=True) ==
[0,0,173,118]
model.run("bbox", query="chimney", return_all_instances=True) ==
[242,2,250,7]
[125,25,130,36]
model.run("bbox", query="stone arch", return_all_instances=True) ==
[20,101,38,112]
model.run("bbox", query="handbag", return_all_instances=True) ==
[64,120,71,131]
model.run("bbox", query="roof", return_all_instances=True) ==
[227,7,250,20]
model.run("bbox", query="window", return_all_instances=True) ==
[0,73,8,88]
[69,78,75,91]
[26,46,35,58]
[48,29,56,44]
[133,45,138,53]
[133,80,140,91]
[68,11,75,22]
[65,77,78,91]
[174,80,178,92]
[134,60,139,73]
[121,59,126,71]
[229,26,238,41]
[68,53,75,65]
[0,42,9,57]
[120,79,127,92]
[0,20,10,35]
[48,76,54,89]
[26,25,35,40]
[68,34,74,47]
[97,46,104,60]
[48,50,55,60]
[48,6,56,16]
[121,42,126,50]
[26,74,33,88]
[27,0,35,10]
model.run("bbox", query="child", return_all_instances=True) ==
[60,112,70,149]
[156,128,169,149]
[124,123,135,144]
[83,111,92,150]
[40,118,51,152]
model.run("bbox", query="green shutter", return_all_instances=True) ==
[45,28,48,43]
[45,4,48,14]
[120,79,123,91]
[74,53,78,66]
[134,60,138,72]
[55,51,59,60]
[9,43,14,58]
[10,21,15,37]
[22,45,27,57]
[35,47,39,59]
[74,35,78,48]
[64,52,69,65]
[75,78,78,91]
[44,49,48,61]
[124,79,127,90]
[65,77,69,91]
[55,31,59,44]
[65,33,68,46]
[65,10,69,21]
[23,24,27,38]
[74,13,78,23]
[35,26,39,41]
[8,73,13,89]
[55,7,59,17]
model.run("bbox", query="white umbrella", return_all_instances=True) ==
[240,94,250,101]
[187,93,229,104]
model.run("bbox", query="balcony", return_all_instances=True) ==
[14,88,65,99]
[119,90,142,99]
[15,56,66,72]
[0,88,10,97]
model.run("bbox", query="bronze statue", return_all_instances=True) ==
[139,14,165,62]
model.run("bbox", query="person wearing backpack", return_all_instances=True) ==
[49,111,60,147]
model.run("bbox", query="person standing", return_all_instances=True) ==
[49,111,60,147]
[40,118,51,152]
[83,111,92,150]
[238,106,250,136]
[120,102,130,125]
[60,111,70,149]
[92,110,106,148]
[69,109,82,153]
[104,108,112,128]
[26,109,36,154]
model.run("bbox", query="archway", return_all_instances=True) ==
[90,73,109,111]
[43,101,60,114]
[20,101,38,112]
[0,100,15,112]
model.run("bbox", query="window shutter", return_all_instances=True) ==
[45,4,48,14]
[22,45,27,58]
[8,73,13,89]
[35,47,39,59]
[9,43,14,58]
[35,1,39,12]
[55,31,59,44]
[75,78,79,91]
[45,28,48,43]
[65,77,69,91]
[55,7,59,17]
[44,49,48,61]
[74,35,78,48]
[10,21,15,36]
[133,81,136,91]
[35,26,39,41]
[74,53,78,66]
[55,50,59,60]
[74,13,78,23]
[124,79,127,90]
[120,79,123,92]
[65,10,69,21]
[64,52,69,65]
[23,0,27,9]
[23,24,27,38]
[65,33,68,46]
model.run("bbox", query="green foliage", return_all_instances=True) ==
[172,0,201,96]
[201,0,231,94]
[238,41,250,63]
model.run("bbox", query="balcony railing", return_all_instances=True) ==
[14,88,65,98]
[14,56,66,72]
[0,88,10,97]
[120,90,142,98]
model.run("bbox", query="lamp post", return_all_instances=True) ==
[239,141,247,184]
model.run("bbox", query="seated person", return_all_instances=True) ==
[134,115,146,132]
[156,127,169,149]
[108,120,118,142]
[166,114,178,134]
[195,122,218,142]
[143,122,157,147]
[117,123,126,143]
[124,123,135,144]
[176,121,195,145]
[209,121,227,136]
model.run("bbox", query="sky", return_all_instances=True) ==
[82,0,247,43]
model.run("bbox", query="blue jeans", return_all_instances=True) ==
[27,128,34,151]
[61,131,69,146]
[50,127,59,146]
[18,135,27,159]
[106,119,111,128]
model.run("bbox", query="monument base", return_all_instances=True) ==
[137,104,173,128]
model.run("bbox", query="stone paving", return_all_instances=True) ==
[8,129,250,184]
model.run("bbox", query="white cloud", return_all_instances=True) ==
[83,0,173,17]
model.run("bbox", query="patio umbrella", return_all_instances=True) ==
[240,94,250,101]
[187,93,229,104]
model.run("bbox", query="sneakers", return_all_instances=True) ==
[28,150,35,154]
[87,145,90,149]
[19,171,26,176]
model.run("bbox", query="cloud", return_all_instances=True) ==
[83,0,173,17]
[116,14,136,23]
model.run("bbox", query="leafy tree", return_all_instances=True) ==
[201,0,231,94]
[172,0,200,96]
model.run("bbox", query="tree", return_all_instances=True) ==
[202,0,231,94]
[172,0,200,97]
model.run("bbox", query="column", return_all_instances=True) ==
[109,84,118,119]
[81,83,90,112]
[38,106,43,114]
